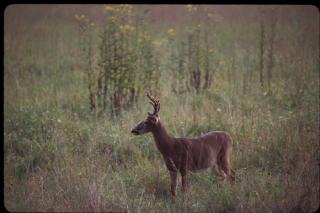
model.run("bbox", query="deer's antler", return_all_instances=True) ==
[147,92,160,115]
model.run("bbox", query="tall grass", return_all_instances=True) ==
[4,5,319,212]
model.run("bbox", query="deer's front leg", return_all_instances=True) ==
[169,171,178,196]
[163,157,178,196]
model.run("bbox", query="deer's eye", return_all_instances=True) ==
[140,122,147,128]
[147,116,158,124]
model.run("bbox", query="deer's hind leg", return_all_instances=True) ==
[212,164,227,181]
[220,149,235,182]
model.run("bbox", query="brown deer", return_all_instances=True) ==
[131,93,235,196]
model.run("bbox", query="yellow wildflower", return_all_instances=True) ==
[120,4,133,11]
[186,5,198,12]
[104,5,114,11]
[125,25,134,31]
[144,34,151,40]
[167,28,175,36]
[119,24,135,32]
[152,40,162,46]
[109,16,117,22]
[186,5,193,12]
[113,7,120,12]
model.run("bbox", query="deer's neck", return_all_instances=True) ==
[152,121,173,156]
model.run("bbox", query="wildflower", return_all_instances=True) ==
[74,14,81,21]
[186,5,194,12]
[130,26,135,31]
[57,119,61,123]
[168,28,174,34]
[216,108,221,112]
[152,40,162,46]
[192,202,199,208]
[120,4,133,11]
[109,16,117,22]
[124,4,133,9]
[282,199,288,205]
[140,32,151,40]
[144,35,151,40]
[167,28,175,36]
[122,24,135,32]
[104,5,114,11]
[263,92,268,96]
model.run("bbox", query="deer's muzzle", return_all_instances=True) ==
[131,129,139,135]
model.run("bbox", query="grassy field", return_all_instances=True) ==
[4,5,319,212]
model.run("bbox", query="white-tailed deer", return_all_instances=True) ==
[131,93,235,196]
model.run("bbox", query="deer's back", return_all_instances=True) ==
[173,131,232,171]
[196,131,232,147]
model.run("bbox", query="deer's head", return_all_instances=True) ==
[131,93,160,135]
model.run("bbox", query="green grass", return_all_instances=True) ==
[4,5,319,212]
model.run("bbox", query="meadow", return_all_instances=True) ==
[4,5,319,212]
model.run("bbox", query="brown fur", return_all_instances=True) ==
[131,94,235,196]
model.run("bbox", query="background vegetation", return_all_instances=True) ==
[4,5,319,212]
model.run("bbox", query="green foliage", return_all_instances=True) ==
[76,5,161,115]
[169,6,218,94]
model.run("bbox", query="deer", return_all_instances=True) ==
[131,93,235,196]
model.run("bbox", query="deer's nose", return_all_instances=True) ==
[131,129,139,135]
